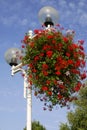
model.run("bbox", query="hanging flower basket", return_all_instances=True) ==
[21,25,86,110]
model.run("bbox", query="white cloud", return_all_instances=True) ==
[31,21,38,28]
[77,8,84,15]
[58,0,67,7]
[9,1,23,12]
[0,15,28,27]
[65,10,72,17]
[19,18,28,26]
[0,0,23,13]
[0,15,18,26]
[69,2,76,9]
[0,0,31,27]
[78,1,85,7]
[79,13,87,26]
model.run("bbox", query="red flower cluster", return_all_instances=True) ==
[46,51,53,58]
[22,25,87,110]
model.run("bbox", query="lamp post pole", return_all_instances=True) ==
[26,86,32,130]
[23,70,32,130]
[11,30,33,130]
[11,64,32,130]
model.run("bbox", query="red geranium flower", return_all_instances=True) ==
[46,51,53,58]
[55,71,61,75]
[58,93,63,99]
[22,45,25,48]
[42,71,48,76]
[42,63,49,70]
[78,40,84,45]
[47,35,54,39]
[48,91,52,96]
[63,37,68,43]
[80,73,86,80]
[30,42,34,48]
[42,45,52,50]
[32,68,37,73]
[34,55,39,61]
[67,59,74,65]
[74,82,82,92]
[66,52,70,57]
[46,80,51,85]
[42,86,48,91]
[23,35,29,44]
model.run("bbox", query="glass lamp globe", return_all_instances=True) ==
[5,48,22,66]
[38,6,59,27]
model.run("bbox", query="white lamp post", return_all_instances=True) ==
[4,47,32,130]
[5,6,58,130]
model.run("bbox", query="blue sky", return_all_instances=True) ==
[0,0,87,130]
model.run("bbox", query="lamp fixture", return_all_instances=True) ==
[38,6,59,27]
[5,48,22,66]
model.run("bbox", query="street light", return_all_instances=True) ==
[5,6,58,130]
[38,6,58,27]
[4,48,22,66]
